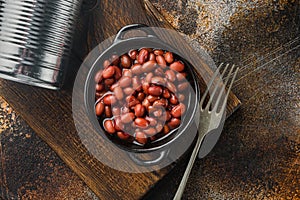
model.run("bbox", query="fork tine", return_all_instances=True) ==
[220,67,239,113]
[213,64,235,111]
[200,63,224,106]
[205,64,229,110]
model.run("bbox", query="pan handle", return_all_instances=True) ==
[114,24,158,43]
[128,149,169,166]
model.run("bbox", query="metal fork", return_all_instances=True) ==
[173,63,239,200]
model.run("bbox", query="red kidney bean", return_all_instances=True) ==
[103,60,110,69]
[114,66,122,80]
[120,54,132,68]
[117,131,130,140]
[147,95,159,103]
[144,128,157,136]
[169,94,179,105]
[142,82,150,94]
[148,85,162,96]
[155,68,164,76]
[167,81,177,93]
[135,131,147,144]
[111,54,120,66]
[170,61,185,72]
[134,104,145,117]
[135,118,149,128]
[104,78,115,85]
[165,70,176,82]
[156,123,164,132]
[145,72,154,83]
[142,99,151,109]
[176,72,187,82]
[151,76,165,85]
[102,66,115,79]
[156,55,167,68]
[123,87,135,95]
[178,94,185,102]
[145,116,157,126]
[149,53,156,61]
[123,69,132,77]
[121,112,135,124]
[131,64,143,74]
[119,76,132,88]
[163,89,171,99]
[137,92,145,101]
[95,70,103,83]
[171,103,186,118]
[154,49,164,56]
[96,83,104,92]
[166,111,172,121]
[132,76,141,90]
[178,82,189,91]
[105,106,113,117]
[95,102,105,116]
[153,99,168,107]
[163,125,170,134]
[103,94,117,105]
[168,118,181,128]
[114,117,124,131]
[113,86,124,100]
[112,107,120,116]
[129,50,138,60]
[164,52,174,63]
[104,120,115,134]
[142,60,157,73]
[138,49,149,64]
[126,96,140,107]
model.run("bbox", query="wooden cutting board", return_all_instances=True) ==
[0,0,241,199]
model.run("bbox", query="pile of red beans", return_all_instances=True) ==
[94,48,190,146]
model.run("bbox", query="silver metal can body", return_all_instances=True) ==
[0,0,82,89]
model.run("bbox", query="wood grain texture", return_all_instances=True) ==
[0,0,240,199]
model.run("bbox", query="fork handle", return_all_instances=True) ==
[173,134,205,200]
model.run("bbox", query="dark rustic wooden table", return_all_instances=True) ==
[0,0,299,199]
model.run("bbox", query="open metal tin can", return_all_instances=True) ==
[0,0,82,89]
